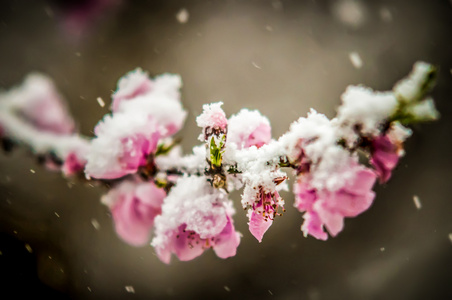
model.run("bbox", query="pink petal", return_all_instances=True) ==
[315,202,344,237]
[294,180,317,212]
[345,168,377,194]
[213,216,241,259]
[173,226,206,262]
[330,190,375,217]
[248,211,273,243]
[371,135,401,183]
[301,212,328,241]
[243,122,272,149]
[107,181,165,246]
[111,195,152,246]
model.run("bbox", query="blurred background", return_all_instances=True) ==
[0,0,451,299]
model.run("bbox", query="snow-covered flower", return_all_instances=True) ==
[227,109,272,149]
[336,85,398,145]
[112,71,186,137]
[85,113,160,179]
[101,179,166,246]
[151,176,241,263]
[196,102,228,142]
[0,73,75,135]
[294,160,377,240]
[111,68,154,112]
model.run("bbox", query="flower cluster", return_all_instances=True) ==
[0,62,439,263]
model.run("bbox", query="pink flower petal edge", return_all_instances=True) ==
[155,215,241,264]
[295,162,377,240]
[102,180,166,246]
[370,134,401,183]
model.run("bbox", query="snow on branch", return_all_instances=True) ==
[0,62,439,263]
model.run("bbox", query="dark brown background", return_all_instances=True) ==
[0,0,451,299]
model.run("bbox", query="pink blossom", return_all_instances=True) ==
[370,134,401,184]
[151,176,241,264]
[294,162,377,240]
[85,114,160,179]
[13,74,75,135]
[154,215,240,264]
[227,109,272,149]
[247,188,284,243]
[101,180,165,246]
[196,102,228,141]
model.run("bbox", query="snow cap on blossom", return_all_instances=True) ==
[227,109,272,149]
[279,110,354,191]
[101,179,166,246]
[111,68,154,111]
[85,112,160,179]
[0,73,75,135]
[230,140,288,242]
[196,102,228,142]
[151,175,241,264]
[112,71,186,137]
[370,122,412,183]
[335,86,398,144]
[295,159,377,240]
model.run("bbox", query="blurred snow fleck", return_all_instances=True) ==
[224,286,231,292]
[380,247,385,252]
[125,286,135,293]
[176,8,189,24]
[413,195,422,210]
[30,169,36,174]
[87,286,92,292]
[25,243,33,253]
[268,290,274,295]
[266,25,274,32]
[252,61,262,69]
[55,212,60,218]
[379,7,393,22]
[332,0,366,29]
[97,97,105,107]
[349,52,363,69]
[448,233,452,244]
[75,52,81,57]
[91,218,101,230]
